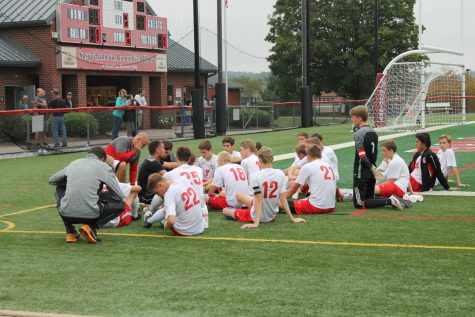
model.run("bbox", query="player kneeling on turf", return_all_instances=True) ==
[48,147,125,244]
[285,144,337,214]
[146,174,205,236]
[223,147,305,229]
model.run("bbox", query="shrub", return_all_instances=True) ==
[63,112,98,137]
[158,116,174,129]
[0,114,31,141]
[91,110,113,135]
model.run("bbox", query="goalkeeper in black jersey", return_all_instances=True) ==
[349,106,409,210]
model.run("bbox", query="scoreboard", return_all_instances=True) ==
[56,0,168,50]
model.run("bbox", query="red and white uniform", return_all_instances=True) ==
[410,156,423,192]
[241,154,261,193]
[378,153,409,198]
[164,177,205,236]
[164,165,205,204]
[437,148,456,177]
[103,182,133,228]
[294,159,336,214]
[234,168,287,223]
[194,154,218,181]
[210,163,249,209]
[296,146,339,181]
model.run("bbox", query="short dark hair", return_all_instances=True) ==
[176,146,192,162]
[198,140,212,151]
[148,140,163,155]
[416,132,431,148]
[256,142,262,151]
[88,147,106,160]
[222,136,235,145]
[297,132,309,139]
[311,132,323,141]
[163,140,173,150]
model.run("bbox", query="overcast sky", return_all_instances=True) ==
[151,0,474,73]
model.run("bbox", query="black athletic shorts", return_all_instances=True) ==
[353,178,376,209]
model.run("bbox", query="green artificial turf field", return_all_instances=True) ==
[0,123,474,317]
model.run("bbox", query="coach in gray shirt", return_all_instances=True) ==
[49,147,124,244]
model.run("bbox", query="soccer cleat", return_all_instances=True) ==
[399,198,412,209]
[343,192,353,201]
[79,224,98,244]
[65,233,79,243]
[389,195,404,211]
[143,210,153,228]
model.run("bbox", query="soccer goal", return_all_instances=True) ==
[366,46,466,131]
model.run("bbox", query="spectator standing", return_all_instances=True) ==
[124,94,138,137]
[48,89,68,148]
[112,89,127,140]
[65,92,74,108]
[17,95,29,110]
[134,88,147,130]
[31,88,48,146]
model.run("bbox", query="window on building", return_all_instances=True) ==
[67,9,87,21]
[167,85,174,105]
[89,0,99,5]
[147,19,163,30]
[89,8,100,25]
[136,15,145,30]
[68,27,88,40]
[137,2,145,12]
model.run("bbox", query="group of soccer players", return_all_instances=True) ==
[50,105,466,243]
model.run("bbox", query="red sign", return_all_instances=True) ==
[57,46,167,72]
[56,1,167,50]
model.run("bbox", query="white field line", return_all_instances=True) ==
[274,121,475,162]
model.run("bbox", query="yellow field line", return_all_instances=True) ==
[0,221,16,232]
[0,204,55,218]
[1,229,474,251]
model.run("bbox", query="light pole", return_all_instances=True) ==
[192,0,205,139]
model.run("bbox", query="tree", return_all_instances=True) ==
[266,0,420,100]
[232,76,264,101]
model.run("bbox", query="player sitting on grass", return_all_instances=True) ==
[222,136,242,163]
[374,140,411,198]
[161,146,208,228]
[284,132,309,176]
[240,139,262,183]
[49,147,125,244]
[409,133,456,192]
[223,147,306,228]
[137,140,171,205]
[437,134,468,187]
[194,140,218,191]
[103,181,142,227]
[104,132,149,185]
[285,144,337,214]
[145,174,205,236]
[205,151,249,210]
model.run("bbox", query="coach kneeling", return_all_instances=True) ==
[48,147,125,244]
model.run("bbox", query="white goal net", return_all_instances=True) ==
[366,53,466,131]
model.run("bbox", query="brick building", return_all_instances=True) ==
[0,0,217,129]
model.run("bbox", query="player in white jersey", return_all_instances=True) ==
[161,146,208,228]
[206,151,249,210]
[437,135,467,187]
[223,147,305,228]
[222,136,242,163]
[240,139,262,191]
[285,144,337,214]
[146,174,205,236]
[194,140,218,191]
[374,140,410,198]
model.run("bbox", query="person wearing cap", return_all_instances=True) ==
[48,89,68,148]
[65,92,74,108]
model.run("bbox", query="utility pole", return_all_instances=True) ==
[300,0,312,127]
[192,0,205,139]
[215,0,227,135]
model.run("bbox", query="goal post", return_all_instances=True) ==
[366,47,465,131]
